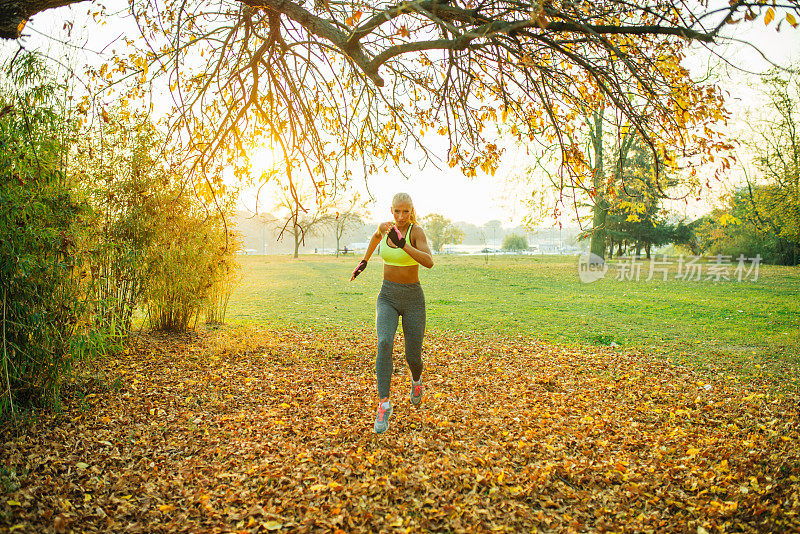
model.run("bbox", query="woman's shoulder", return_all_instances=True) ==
[410,224,427,242]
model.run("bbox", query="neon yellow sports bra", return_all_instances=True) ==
[379,225,419,267]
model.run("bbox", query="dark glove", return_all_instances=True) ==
[387,226,406,248]
[350,259,367,281]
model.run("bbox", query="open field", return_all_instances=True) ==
[4,256,799,532]
[228,254,800,388]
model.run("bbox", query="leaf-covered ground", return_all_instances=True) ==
[1,327,799,533]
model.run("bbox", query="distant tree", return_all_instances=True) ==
[744,69,800,264]
[484,220,503,232]
[423,214,464,253]
[274,188,333,258]
[672,220,703,255]
[453,221,483,245]
[330,193,369,256]
[687,69,800,265]
[483,220,504,246]
[502,234,528,251]
[693,188,800,265]
[585,109,613,261]
[601,134,679,258]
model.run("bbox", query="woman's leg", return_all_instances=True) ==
[376,291,400,399]
[401,286,426,382]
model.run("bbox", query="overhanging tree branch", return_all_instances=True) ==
[8,0,792,215]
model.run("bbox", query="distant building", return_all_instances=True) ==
[538,243,562,254]
[347,242,369,252]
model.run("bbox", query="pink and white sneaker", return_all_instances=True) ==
[374,398,392,434]
[410,378,423,408]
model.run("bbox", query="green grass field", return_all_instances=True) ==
[227,254,800,385]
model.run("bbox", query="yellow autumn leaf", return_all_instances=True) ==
[787,13,798,27]
[158,504,176,512]
[719,213,740,226]
[764,7,775,25]
[6,500,21,506]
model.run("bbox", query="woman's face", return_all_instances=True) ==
[391,201,412,227]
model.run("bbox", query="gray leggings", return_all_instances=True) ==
[376,280,426,399]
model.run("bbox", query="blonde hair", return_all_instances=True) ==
[392,192,417,224]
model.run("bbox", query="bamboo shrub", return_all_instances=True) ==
[143,187,241,332]
[0,53,89,415]
[75,109,164,338]
[204,253,243,325]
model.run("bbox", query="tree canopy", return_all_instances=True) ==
[5,0,799,205]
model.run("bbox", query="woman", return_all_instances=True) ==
[350,193,434,434]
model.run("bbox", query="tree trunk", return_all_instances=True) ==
[645,243,652,259]
[0,0,87,39]
[588,110,607,261]
[590,205,608,261]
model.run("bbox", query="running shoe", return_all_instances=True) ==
[374,398,393,434]
[410,378,423,408]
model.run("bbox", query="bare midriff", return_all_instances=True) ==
[383,264,420,284]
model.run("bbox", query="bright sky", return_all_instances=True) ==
[236,138,537,227]
[11,3,800,228]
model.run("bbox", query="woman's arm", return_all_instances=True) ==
[350,224,387,281]
[364,223,390,261]
[404,226,434,268]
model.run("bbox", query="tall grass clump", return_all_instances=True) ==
[74,109,165,340]
[0,53,90,415]
[75,106,242,333]
[0,53,244,418]
[204,255,242,325]
[143,193,241,331]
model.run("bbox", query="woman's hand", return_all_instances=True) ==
[350,259,368,281]
[387,226,406,248]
